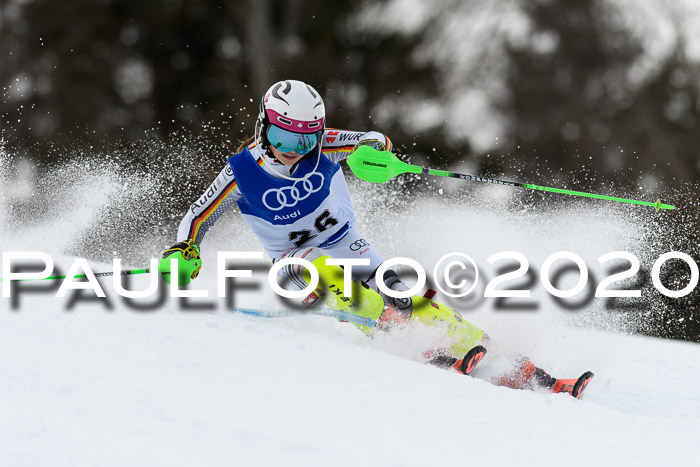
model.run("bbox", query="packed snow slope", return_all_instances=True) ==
[2,287,700,467]
[1,148,699,466]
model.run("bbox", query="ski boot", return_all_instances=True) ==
[494,357,594,399]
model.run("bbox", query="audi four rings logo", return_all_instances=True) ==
[349,239,368,251]
[262,173,325,211]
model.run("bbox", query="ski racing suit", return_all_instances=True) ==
[177,129,410,307]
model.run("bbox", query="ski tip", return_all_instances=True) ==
[458,345,487,376]
[571,371,594,399]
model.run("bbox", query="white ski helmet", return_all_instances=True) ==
[257,79,325,155]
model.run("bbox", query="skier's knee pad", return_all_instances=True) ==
[276,247,333,291]
[368,268,413,316]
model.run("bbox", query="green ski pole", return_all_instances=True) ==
[347,146,675,212]
[0,267,163,283]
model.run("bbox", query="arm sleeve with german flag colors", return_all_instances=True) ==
[176,162,242,244]
[321,129,392,163]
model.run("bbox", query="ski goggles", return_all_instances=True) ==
[266,124,318,155]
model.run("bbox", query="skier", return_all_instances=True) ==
[161,79,415,314]
[159,79,592,398]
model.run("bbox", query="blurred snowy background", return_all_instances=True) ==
[2,0,700,185]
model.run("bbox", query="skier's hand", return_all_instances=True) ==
[158,239,202,286]
[353,138,387,152]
